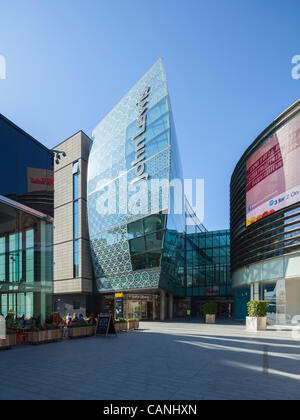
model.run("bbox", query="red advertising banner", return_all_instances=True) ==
[246,114,300,226]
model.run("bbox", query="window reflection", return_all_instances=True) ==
[132,254,147,270]
[127,220,143,239]
[129,237,145,254]
[145,231,163,251]
[143,214,162,234]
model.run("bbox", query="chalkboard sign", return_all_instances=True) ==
[115,298,124,319]
[96,314,117,337]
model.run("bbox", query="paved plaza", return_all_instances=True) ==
[0,320,299,400]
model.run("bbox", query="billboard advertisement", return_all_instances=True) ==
[246,113,300,226]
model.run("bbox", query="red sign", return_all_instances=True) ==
[205,288,219,295]
[30,178,54,186]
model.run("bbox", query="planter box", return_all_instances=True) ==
[85,326,95,336]
[28,329,63,344]
[128,321,135,330]
[115,322,128,332]
[246,317,267,332]
[68,326,84,338]
[127,321,139,330]
[68,326,92,338]
[0,334,16,349]
[205,314,216,324]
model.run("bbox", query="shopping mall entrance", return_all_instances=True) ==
[194,300,234,318]
[127,300,153,320]
[101,292,159,321]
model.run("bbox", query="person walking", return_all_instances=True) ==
[186,308,191,321]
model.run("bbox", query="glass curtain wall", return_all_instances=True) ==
[0,199,53,323]
[186,229,232,297]
[88,59,181,293]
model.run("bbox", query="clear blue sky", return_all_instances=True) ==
[0,0,299,230]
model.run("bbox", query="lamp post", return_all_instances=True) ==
[10,254,16,283]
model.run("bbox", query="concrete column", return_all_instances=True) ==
[169,293,174,320]
[152,295,157,320]
[251,283,260,301]
[160,289,165,321]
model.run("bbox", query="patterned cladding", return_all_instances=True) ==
[88,60,174,292]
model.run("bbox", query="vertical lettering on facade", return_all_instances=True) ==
[131,87,150,184]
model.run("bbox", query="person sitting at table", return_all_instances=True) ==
[77,313,85,323]
[66,313,72,325]
[72,313,78,323]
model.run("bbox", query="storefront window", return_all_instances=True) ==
[26,229,34,282]
[0,199,53,322]
[0,237,5,281]
[261,280,287,325]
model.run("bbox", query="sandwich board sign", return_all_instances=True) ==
[96,314,117,337]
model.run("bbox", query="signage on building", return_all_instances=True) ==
[27,167,54,193]
[127,294,152,301]
[115,295,124,319]
[205,287,219,296]
[131,87,150,184]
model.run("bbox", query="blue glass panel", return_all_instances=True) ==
[73,201,79,239]
[74,239,79,278]
[73,172,79,200]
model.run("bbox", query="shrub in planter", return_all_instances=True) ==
[203,303,217,324]
[247,301,269,317]
[128,318,139,330]
[28,324,63,344]
[246,301,269,331]
[128,318,136,330]
[114,318,128,332]
[132,319,139,329]
[203,303,218,315]
[68,322,89,338]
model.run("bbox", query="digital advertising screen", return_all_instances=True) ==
[246,113,300,227]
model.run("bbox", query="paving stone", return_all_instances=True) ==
[0,320,299,400]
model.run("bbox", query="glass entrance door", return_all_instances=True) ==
[127,300,153,320]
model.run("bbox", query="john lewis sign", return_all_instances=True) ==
[130,87,150,184]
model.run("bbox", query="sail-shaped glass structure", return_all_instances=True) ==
[87,59,185,315]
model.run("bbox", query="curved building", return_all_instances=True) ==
[231,100,300,324]
[87,59,185,319]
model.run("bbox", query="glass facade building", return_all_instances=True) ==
[0,195,53,323]
[86,59,233,320]
[87,59,186,319]
[176,202,233,318]
[0,114,54,323]
[186,230,231,296]
[231,100,300,323]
